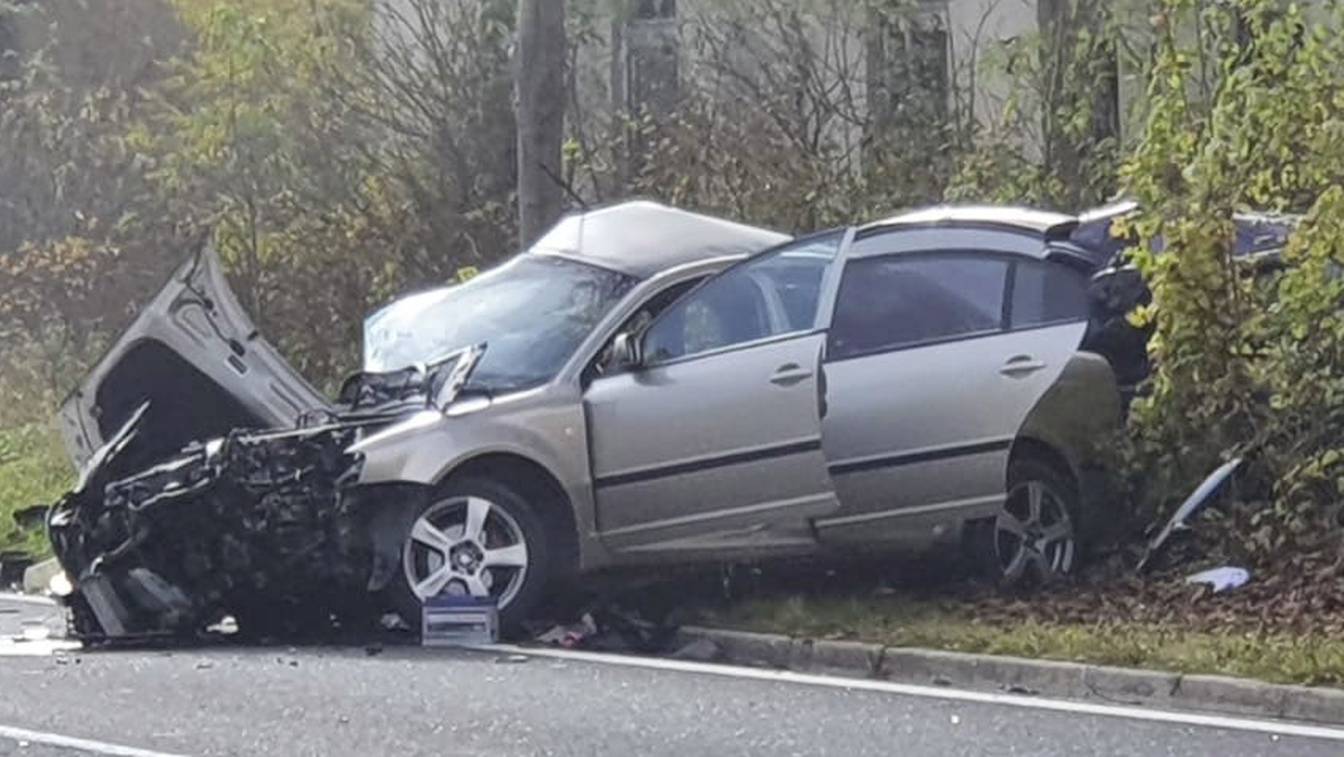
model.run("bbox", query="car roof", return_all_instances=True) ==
[860,205,1077,237]
[530,201,792,279]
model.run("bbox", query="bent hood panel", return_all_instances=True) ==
[59,245,330,468]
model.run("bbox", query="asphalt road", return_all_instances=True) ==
[2,595,1342,757]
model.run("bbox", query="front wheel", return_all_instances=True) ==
[389,477,551,634]
[970,459,1080,587]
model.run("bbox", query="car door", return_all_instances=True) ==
[814,229,1088,544]
[584,233,845,558]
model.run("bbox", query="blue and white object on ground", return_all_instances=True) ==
[421,595,498,646]
[1138,458,1243,572]
[1185,566,1251,593]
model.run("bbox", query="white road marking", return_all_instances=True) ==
[477,643,1344,743]
[0,593,57,607]
[0,724,188,757]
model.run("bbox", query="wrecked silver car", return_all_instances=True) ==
[46,200,1282,640]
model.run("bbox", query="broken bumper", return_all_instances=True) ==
[47,424,391,640]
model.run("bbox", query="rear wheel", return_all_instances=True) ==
[971,459,1080,587]
[390,477,551,634]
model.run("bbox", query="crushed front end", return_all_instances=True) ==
[46,422,381,640]
[44,347,483,641]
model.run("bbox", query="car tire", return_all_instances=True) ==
[969,458,1081,588]
[389,476,551,636]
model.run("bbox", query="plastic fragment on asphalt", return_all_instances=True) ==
[1185,566,1251,593]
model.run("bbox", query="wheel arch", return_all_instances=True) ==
[437,452,581,577]
[1007,435,1079,491]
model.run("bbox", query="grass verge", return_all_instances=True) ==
[697,594,1344,687]
[0,423,73,557]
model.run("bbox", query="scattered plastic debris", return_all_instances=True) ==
[1138,458,1242,572]
[536,613,599,648]
[205,616,239,636]
[1185,566,1251,594]
[422,595,498,647]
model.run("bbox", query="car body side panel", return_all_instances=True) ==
[816,322,1088,546]
[1013,350,1123,539]
[352,386,618,569]
[583,331,837,561]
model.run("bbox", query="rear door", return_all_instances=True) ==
[815,229,1087,543]
[585,233,845,558]
[59,245,330,467]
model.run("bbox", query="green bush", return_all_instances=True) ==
[1121,0,1344,557]
[0,424,74,557]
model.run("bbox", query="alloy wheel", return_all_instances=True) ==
[402,496,530,608]
[993,479,1076,585]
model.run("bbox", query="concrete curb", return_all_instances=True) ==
[674,626,1344,726]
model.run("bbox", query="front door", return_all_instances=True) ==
[585,234,845,558]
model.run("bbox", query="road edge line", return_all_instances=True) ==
[0,724,189,757]
[477,642,1344,742]
[670,626,1344,726]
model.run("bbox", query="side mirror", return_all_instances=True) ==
[609,332,644,371]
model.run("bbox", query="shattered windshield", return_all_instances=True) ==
[363,255,637,391]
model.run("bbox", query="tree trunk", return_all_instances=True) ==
[516,0,567,248]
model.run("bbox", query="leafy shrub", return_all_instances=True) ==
[0,424,73,557]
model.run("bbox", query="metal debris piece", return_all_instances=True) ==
[1137,458,1242,572]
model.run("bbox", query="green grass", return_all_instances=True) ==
[0,423,74,557]
[698,595,1344,687]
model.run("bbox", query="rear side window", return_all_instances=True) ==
[1010,261,1088,329]
[828,253,1009,360]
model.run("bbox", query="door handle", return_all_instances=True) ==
[999,355,1047,376]
[770,363,813,386]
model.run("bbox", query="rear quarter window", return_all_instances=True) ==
[1010,261,1089,329]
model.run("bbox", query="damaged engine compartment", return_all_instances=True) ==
[44,347,483,641]
[50,422,368,639]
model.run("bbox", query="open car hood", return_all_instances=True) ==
[58,243,331,471]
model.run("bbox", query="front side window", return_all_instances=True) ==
[828,253,1009,360]
[643,233,843,363]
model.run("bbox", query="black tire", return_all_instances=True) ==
[968,458,1082,588]
[389,476,551,636]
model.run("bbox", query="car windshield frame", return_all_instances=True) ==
[363,254,638,393]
